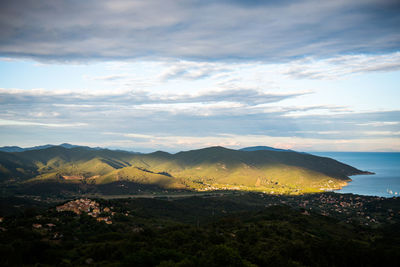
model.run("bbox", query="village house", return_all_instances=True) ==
[32,223,42,229]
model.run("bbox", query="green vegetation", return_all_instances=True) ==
[0,146,369,194]
[0,193,399,266]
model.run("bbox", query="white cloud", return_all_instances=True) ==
[283,53,400,80]
[159,61,229,81]
[364,131,400,136]
[0,87,306,106]
[0,119,86,128]
[89,74,128,81]
[357,121,400,127]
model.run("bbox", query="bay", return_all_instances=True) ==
[311,152,400,197]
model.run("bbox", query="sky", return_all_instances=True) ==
[0,0,399,152]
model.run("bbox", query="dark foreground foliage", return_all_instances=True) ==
[1,193,400,266]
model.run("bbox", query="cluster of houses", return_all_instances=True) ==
[299,194,387,225]
[259,193,398,225]
[32,223,56,229]
[56,198,113,224]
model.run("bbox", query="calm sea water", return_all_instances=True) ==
[311,152,400,198]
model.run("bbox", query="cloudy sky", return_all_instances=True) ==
[1,0,399,152]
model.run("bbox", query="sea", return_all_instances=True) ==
[311,152,400,198]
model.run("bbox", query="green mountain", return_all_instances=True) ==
[0,145,370,194]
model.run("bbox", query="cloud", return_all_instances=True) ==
[0,87,309,135]
[284,53,400,79]
[0,87,306,106]
[159,61,229,81]
[89,74,128,81]
[0,119,86,128]
[1,85,399,143]
[1,88,399,150]
[364,131,400,136]
[1,1,399,152]
[168,89,308,105]
[1,0,399,62]
[357,121,400,127]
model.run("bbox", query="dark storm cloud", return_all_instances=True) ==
[0,0,399,62]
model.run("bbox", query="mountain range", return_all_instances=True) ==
[0,144,291,153]
[0,143,104,152]
[0,144,371,194]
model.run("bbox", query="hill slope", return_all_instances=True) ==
[0,145,369,193]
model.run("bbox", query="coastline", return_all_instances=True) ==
[333,170,375,192]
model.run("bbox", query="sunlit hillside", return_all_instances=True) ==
[0,146,369,194]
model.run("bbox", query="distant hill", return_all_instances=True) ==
[0,145,370,194]
[240,146,294,152]
[0,146,26,152]
[0,143,111,152]
[0,143,80,152]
